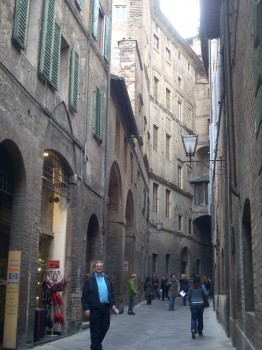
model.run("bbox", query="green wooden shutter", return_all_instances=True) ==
[92,87,104,141]
[75,0,83,10]
[69,49,80,112]
[99,92,104,139]
[12,0,30,49]
[104,16,111,63]
[39,0,55,82]
[50,21,61,89]
[92,0,99,40]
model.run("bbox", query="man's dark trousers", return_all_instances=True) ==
[90,304,110,350]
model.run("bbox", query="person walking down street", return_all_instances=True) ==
[128,274,137,315]
[81,260,116,350]
[167,274,179,311]
[144,276,154,305]
[179,274,190,305]
[188,275,209,339]
[152,273,160,300]
[160,275,169,300]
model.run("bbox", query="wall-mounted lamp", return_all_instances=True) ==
[43,151,49,157]
[156,222,163,231]
[181,134,225,165]
[181,134,198,165]
[49,196,59,203]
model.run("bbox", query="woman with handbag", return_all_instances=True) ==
[188,275,209,339]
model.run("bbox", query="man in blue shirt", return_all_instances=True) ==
[82,260,115,350]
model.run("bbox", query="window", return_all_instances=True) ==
[12,0,30,49]
[188,219,192,234]
[178,76,183,89]
[92,0,111,62]
[166,254,170,274]
[115,117,120,156]
[153,76,159,100]
[194,183,208,205]
[187,105,193,124]
[113,5,127,22]
[188,62,191,71]
[92,86,104,141]
[130,152,133,183]
[69,48,80,112]
[166,88,171,111]
[178,51,181,60]
[153,34,159,50]
[153,125,158,152]
[154,107,160,124]
[178,99,182,121]
[165,47,171,61]
[75,0,83,10]
[187,169,192,193]
[42,149,70,198]
[124,137,127,172]
[39,0,61,90]
[153,183,159,213]
[178,165,182,188]
[166,134,171,161]
[178,214,182,231]
[166,190,171,218]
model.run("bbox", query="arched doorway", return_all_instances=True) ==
[85,214,100,276]
[0,141,26,348]
[180,247,189,276]
[36,149,72,337]
[123,190,135,303]
[106,162,123,304]
[0,145,13,346]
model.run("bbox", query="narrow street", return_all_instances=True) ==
[33,297,235,350]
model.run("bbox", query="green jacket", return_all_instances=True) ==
[128,278,137,296]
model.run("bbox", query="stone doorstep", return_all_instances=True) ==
[82,321,90,330]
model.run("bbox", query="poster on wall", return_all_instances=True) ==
[3,251,21,349]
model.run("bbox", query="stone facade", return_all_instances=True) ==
[111,0,212,280]
[200,0,262,349]
[0,0,212,348]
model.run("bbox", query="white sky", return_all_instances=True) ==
[159,0,200,38]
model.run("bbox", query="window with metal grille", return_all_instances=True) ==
[0,148,13,196]
[42,150,69,198]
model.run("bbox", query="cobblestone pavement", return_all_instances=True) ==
[33,297,235,350]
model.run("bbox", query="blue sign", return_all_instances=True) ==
[9,273,18,280]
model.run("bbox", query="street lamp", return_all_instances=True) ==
[181,134,226,165]
[181,134,198,165]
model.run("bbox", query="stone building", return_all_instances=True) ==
[0,0,212,348]
[0,0,113,347]
[200,0,262,349]
[111,0,211,279]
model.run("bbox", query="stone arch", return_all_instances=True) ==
[178,239,192,278]
[0,140,26,344]
[106,161,123,304]
[242,198,254,312]
[85,214,101,275]
[123,190,135,303]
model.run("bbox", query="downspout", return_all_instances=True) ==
[224,0,240,197]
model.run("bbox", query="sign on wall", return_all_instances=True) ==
[3,251,21,349]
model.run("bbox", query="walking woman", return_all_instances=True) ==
[144,276,154,305]
[188,275,209,339]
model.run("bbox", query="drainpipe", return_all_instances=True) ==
[224,0,240,198]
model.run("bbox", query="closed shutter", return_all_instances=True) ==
[92,87,103,141]
[69,49,80,112]
[12,0,30,49]
[39,0,61,87]
[104,16,111,63]
[50,21,61,89]
[92,0,99,39]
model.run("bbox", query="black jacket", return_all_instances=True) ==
[81,272,115,311]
